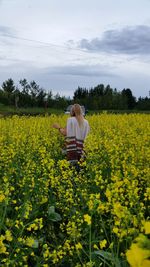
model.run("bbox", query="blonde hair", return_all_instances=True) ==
[70,104,84,127]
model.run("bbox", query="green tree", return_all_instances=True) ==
[121,88,136,109]
[136,97,150,110]
[1,78,16,105]
[19,79,32,107]
[36,88,47,107]
[19,79,30,94]
[2,78,15,94]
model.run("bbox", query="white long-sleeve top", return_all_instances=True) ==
[66,117,90,140]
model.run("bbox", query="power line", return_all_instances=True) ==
[2,33,93,55]
[1,33,103,63]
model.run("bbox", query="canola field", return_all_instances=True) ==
[0,114,150,267]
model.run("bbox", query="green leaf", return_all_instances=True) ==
[48,206,62,222]
[48,206,55,215]
[48,212,62,222]
[93,250,113,261]
[93,250,121,267]
[32,240,39,248]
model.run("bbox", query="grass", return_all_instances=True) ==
[0,104,63,116]
[0,104,149,116]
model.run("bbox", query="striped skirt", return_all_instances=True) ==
[65,136,84,164]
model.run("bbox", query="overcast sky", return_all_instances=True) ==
[0,0,150,98]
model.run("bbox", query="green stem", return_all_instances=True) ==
[0,200,8,233]
[89,224,92,262]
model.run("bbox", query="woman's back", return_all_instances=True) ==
[66,116,90,163]
[67,116,90,140]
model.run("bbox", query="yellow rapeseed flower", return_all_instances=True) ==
[126,243,150,267]
[126,234,150,267]
[99,239,107,249]
[0,236,7,254]
[0,192,5,202]
[83,214,91,225]
[5,230,13,242]
[75,242,82,250]
[25,237,35,247]
[144,221,150,235]
[113,227,119,234]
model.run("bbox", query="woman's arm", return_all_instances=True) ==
[59,127,67,136]
[52,123,66,136]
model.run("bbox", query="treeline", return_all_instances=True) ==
[0,78,150,110]
[73,85,150,110]
[0,78,71,109]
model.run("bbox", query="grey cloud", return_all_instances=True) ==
[0,56,6,60]
[0,25,16,45]
[79,25,150,55]
[0,61,117,79]
[0,25,15,36]
[47,64,117,77]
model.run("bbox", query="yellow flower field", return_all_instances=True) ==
[0,114,149,266]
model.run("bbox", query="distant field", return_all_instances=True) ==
[0,104,150,116]
[0,104,63,116]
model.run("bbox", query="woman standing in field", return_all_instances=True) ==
[53,104,90,164]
